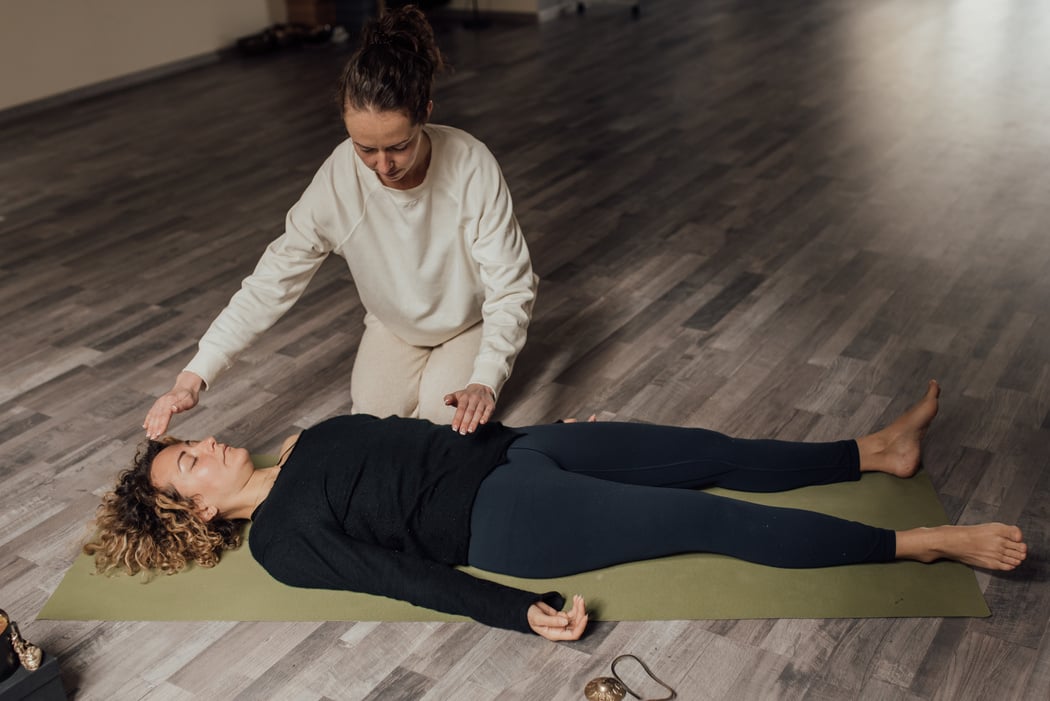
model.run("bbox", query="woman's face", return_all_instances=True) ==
[150,437,254,519]
[344,105,431,189]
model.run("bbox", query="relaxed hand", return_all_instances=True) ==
[561,414,598,423]
[444,383,496,434]
[143,371,204,438]
[528,594,588,641]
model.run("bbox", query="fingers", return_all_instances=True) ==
[562,414,598,424]
[566,594,588,638]
[451,399,470,434]
[543,595,587,641]
[143,389,198,438]
[448,385,495,435]
[460,399,493,434]
[528,596,588,642]
[143,395,176,439]
[533,601,559,616]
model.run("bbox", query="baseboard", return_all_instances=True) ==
[0,51,222,126]
[430,2,576,26]
[429,7,537,25]
[539,1,576,23]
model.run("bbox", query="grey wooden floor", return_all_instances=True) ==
[2,0,1049,698]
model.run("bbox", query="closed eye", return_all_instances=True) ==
[178,443,198,473]
[356,142,410,154]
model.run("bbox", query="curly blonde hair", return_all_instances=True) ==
[84,436,243,576]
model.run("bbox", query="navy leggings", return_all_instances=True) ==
[467,422,896,578]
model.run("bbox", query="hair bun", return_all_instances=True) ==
[339,4,447,124]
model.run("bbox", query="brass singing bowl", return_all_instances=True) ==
[585,654,677,701]
[584,676,628,701]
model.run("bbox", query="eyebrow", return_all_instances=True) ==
[354,134,415,150]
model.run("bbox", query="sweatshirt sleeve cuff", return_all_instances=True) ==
[183,353,229,390]
[469,360,508,400]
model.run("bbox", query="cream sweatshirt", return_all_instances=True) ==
[184,124,537,397]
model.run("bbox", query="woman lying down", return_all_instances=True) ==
[85,381,1026,641]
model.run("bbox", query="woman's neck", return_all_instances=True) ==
[221,432,298,521]
[227,466,281,521]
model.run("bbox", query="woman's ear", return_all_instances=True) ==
[191,495,218,522]
[425,100,433,122]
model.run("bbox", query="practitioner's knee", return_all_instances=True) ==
[418,322,483,425]
[350,315,428,418]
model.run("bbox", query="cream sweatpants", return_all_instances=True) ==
[349,312,483,424]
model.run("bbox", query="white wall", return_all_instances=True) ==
[0,0,278,112]
[0,0,561,113]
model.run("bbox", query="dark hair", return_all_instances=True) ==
[83,437,242,577]
[338,4,447,124]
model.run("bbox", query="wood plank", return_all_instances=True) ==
[1,0,1048,697]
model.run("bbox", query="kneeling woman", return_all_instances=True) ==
[86,381,1026,641]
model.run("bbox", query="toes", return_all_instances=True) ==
[996,533,1027,569]
[1000,555,1023,570]
[1005,542,1027,559]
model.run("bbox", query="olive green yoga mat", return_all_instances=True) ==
[40,469,989,622]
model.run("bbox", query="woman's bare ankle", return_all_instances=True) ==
[895,523,1027,571]
[858,380,940,478]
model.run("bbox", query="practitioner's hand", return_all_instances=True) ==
[143,371,204,439]
[528,594,588,641]
[444,383,495,435]
[561,415,597,423]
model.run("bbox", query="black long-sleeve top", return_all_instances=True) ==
[248,414,564,633]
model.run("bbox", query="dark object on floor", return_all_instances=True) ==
[0,619,16,683]
[0,611,26,684]
[236,23,335,56]
[584,654,675,701]
[1,611,61,700]
[0,652,65,701]
[577,1,640,19]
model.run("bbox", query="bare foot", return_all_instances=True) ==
[857,380,940,478]
[896,523,1027,570]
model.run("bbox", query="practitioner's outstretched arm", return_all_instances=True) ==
[528,594,588,641]
[896,524,1027,571]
